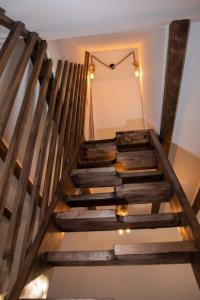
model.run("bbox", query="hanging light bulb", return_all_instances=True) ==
[118,229,124,235]
[133,62,140,78]
[89,63,95,80]
[116,205,128,217]
[126,228,131,234]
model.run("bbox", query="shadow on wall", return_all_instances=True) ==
[169,143,200,202]
[95,118,145,139]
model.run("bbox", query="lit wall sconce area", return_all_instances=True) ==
[20,274,49,299]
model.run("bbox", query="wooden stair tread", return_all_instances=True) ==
[117,150,158,169]
[70,168,164,188]
[54,211,181,232]
[65,181,172,207]
[20,298,114,300]
[44,241,197,266]
[71,167,122,188]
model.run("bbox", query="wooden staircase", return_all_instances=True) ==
[43,129,200,283]
[0,7,200,300]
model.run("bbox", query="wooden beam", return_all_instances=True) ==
[160,19,190,154]
[192,188,200,215]
[117,149,158,169]
[0,21,25,77]
[71,167,122,188]
[44,241,198,266]
[65,181,171,207]
[54,210,181,232]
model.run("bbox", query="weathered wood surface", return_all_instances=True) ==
[160,20,190,154]
[116,181,172,203]
[20,298,114,300]
[44,241,197,266]
[0,21,25,77]
[71,167,122,188]
[0,32,38,139]
[54,210,181,232]
[192,188,200,215]
[116,130,150,151]
[65,181,172,207]
[117,150,158,169]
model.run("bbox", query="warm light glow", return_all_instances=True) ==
[20,274,49,298]
[126,228,131,234]
[135,70,140,77]
[116,205,128,217]
[89,72,95,80]
[118,229,124,235]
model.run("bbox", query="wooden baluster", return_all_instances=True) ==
[52,63,74,192]
[71,65,84,148]
[62,65,77,174]
[79,51,90,138]
[5,59,53,261]
[0,32,38,139]
[68,64,82,154]
[63,64,78,164]
[74,64,84,146]
[0,41,47,258]
[20,61,63,259]
[0,22,25,77]
[39,61,69,222]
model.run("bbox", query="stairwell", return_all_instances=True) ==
[0,7,200,300]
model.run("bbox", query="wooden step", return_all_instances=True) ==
[44,241,197,266]
[54,210,181,232]
[70,168,163,188]
[65,181,172,207]
[71,167,122,188]
[116,130,150,151]
[116,181,172,202]
[117,150,158,169]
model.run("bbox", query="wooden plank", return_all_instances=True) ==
[116,130,150,151]
[192,188,200,215]
[0,32,38,139]
[70,65,83,151]
[0,40,46,224]
[114,241,196,255]
[44,241,198,266]
[79,51,89,137]
[160,20,190,154]
[65,183,171,207]
[0,10,29,37]
[116,181,172,203]
[0,21,25,77]
[5,59,53,260]
[117,150,158,169]
[54,211,181,232]
[71,167,122,188]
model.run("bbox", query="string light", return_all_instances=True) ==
[89,63,95,80]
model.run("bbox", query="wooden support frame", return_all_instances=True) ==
[192,188,200,215]
[160,19,190,154]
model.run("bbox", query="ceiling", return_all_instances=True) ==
[1,0,200,39]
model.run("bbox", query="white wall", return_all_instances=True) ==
[169,21,200,203]
[138,26,168,131]
[91,48,144,139]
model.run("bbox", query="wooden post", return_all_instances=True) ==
[160,20,190,154]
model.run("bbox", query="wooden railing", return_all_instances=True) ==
[0,7,89,298]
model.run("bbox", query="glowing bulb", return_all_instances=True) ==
[89,72,95,80]
[126,228,131,234]
[135,70,140,77]
[118,229,124,235]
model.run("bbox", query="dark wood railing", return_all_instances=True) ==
[0,7,89,298]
